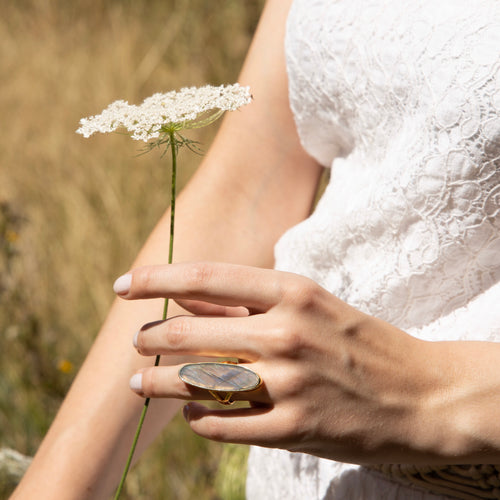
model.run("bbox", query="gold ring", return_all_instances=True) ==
[208,390,235,406]
[178,362,262,406]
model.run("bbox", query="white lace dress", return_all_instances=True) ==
[246,0,500,498]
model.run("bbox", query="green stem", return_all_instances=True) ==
[114,130,178,499]
[163,130,177,319]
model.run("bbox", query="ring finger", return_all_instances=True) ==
[129,363,272,404]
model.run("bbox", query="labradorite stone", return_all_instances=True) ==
[179,362,261,392]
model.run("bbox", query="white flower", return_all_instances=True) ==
[76,83,252,142]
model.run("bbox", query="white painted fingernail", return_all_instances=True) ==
[113,274,132,295]
[129,373,143,392]
[133,330,139,348]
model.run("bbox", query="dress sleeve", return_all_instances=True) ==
[284,0,355,168]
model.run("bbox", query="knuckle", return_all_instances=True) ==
[163,316,190,349]
[183,262,214,294]
[280,366,309,396]
[285,328,306,354]
[280,275,322,311]
[269,324,306,358]
[296,280,323,310]
[131,266,155,295]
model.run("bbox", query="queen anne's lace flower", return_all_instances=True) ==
[76,83,252,142]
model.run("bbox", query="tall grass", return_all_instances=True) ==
[0,1,263,498]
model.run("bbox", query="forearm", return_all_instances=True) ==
[13,1,321,497]
[12,185,305,499]
[12,194,282,499]
[7,213,230,498]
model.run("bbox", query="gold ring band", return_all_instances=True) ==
[208,390,235,405]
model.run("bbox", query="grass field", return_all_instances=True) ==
[0,1,264,498]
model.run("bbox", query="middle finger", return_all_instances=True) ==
[135,314,268,360]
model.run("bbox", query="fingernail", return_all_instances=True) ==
[183,403,191,421]
[113,273,131,295]
[129,373,143,392]
[133,330,139,348]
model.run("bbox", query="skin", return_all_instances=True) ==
[120,262,500,466]
[12,1,321,498]
[12,0,500,498]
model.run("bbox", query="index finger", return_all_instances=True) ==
[113,262,287,311]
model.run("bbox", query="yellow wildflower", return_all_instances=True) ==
[57,359,74,374]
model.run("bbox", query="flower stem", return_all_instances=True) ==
[163,130,177,319]
[114,130,178,499]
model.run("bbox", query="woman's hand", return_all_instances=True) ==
[113,261,450,465]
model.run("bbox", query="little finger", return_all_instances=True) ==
[182,402,300,450]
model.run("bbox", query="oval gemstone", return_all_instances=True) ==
[179,362,261,392]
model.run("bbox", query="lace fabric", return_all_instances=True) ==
[246,0,500,498]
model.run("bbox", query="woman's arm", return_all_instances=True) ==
[12,1,322,498]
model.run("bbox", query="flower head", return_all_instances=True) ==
[76,83,252,142]
[57,359,74,374]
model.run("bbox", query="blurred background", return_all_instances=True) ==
[0,0,264,498]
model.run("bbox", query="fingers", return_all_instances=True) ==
[182,402,298,449]
[113,262,293,311]
[130,364,271,404]
[172,298,249,317]
[134,314,267,359]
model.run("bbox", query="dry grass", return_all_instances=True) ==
[0,1,263,498]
